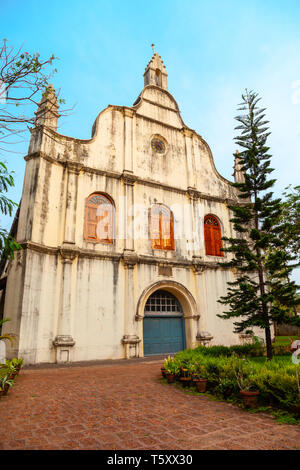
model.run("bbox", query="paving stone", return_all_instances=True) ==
[1,360,299,450]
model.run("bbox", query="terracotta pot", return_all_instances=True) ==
[180,368,188,378]
[166,373,175,384]
[161,368,167,378]
[179,377,191,388]
[194,378,208,393]
[240,390,259,408]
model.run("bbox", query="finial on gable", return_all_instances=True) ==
[144,49,168,90]
[233,150,245,183]
[34,84,60,130]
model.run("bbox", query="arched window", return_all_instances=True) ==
[85,193,114,243]
[155,69,162,87]
[145,290,182,315]
[204,215,223,256]
[151,204,174,251]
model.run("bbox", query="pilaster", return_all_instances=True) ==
[53,245,78,363]
[123,108,134,172]
[187,188,202,257]
[192,262,213,346]
[121,170,136,252]
[63,162,83,245]
[121,251,140,358]
[182,128,196,189]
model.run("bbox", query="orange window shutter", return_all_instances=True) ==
[151,211,161,249]
[162,213,174,250]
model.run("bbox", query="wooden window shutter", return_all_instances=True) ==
[204,222,213,255]
[86,206,98,240]
[162,210,174,250]
[151,209,162,249]
[97,204,113,243]
[85,194,114,243]
[151,205,174,251]
[204,215,223,256]
[214,224,223,257]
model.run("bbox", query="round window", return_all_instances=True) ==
[151,138,166,154]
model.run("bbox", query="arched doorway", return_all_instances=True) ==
[143,289,186,356]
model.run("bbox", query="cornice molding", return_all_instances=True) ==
[141,97,179,113]
[24,151,238,205]
[121,170,137,186]
[181,128,194,138]
[18,241,232,270]
[123,108,135,118]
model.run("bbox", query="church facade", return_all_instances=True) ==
[2,53,251,365]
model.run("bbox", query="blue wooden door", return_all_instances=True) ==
[143,316,185,356]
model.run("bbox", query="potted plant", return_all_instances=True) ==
[234,358,259,408]
[193,365,208,393]
[179,367,192,387]
[3,359,17,380]
[164,357,180,383]
[11,358,24,374]
[179,363,193,388]
[0,374,14,396]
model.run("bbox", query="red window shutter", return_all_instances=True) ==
[204,216,223,256]
[204,223,214,255]
[214,225,223,256]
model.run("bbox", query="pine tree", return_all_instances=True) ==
[218,90,300,360]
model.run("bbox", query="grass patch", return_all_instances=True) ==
[274,336,300,347]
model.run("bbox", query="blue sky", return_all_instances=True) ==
[2,0,300,279]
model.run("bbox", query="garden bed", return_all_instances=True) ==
[162,344,300,423]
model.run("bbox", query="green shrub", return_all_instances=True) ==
[173,347,300,416]
[191,343,264,358]
[272,345,291,356]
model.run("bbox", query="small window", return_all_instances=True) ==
[155,69,162,87]
[151,204,174,251]
[204,215,223,257]
[85,193,114,243]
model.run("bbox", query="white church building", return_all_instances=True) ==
[1,52,250,364]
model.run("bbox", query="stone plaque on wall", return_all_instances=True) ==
[158,265,172,277]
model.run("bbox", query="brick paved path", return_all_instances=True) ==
[1,359,300,450]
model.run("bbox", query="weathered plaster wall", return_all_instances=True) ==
[2,74,258,365]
